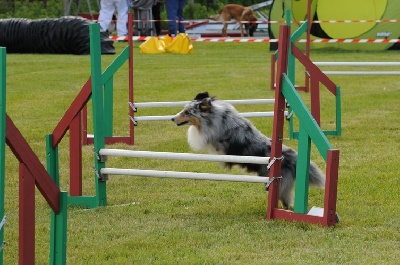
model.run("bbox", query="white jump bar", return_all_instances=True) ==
[101,168,270,183]
[315,62,400,66]
[133,111,286,122]
[99,149,270,164]
[133,99,275,108]
[323,71,400,75]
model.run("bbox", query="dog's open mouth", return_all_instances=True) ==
[176,121,189,126]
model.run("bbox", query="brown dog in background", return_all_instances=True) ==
[209,4,258,37]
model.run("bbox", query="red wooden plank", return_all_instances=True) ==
[52,78,92,147]
[291,44,337,95]
[323,149,340,226]
[272,208,324,226]
[267,25,291,220]
[70,114,83,196]
[19,163,35,265]
[81,105,89,145]
[6,115,60,213]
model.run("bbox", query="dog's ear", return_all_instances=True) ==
[194,91,210,101]
[199,97,212,112]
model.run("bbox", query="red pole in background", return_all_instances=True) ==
[128,12,135,145]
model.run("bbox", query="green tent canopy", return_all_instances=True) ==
[269,0,400,50]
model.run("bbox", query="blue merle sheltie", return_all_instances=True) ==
[171,92,325,209]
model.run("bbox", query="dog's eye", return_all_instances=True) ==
[184,110,190,115]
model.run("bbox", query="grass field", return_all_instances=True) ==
[2,41,400,264]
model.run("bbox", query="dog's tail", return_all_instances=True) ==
[309,161,326,188]
[209,14,220,21]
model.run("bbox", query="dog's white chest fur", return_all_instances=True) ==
[187,126,207,150]
[187,125,222,155]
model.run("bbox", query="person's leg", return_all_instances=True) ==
[166,0,178,36]
[152,2,161,35]
[116,0,129,36]
[98,0,115,32]
[176,0,187,33]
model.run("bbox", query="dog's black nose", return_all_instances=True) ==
[171,117,175,122]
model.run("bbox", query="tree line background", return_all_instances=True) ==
[0,0,270,19]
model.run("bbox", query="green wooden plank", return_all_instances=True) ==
[291,21,308,42]
[102,46,130,84]
[293,127,311,214]
[0,47,6,265]
[89,24,107,207]
[68,196,99,208]
[282,74,332,161]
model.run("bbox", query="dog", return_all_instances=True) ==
[171,92,325,209]
[209,4,258,37]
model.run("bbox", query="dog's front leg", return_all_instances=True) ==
[239,22,244,37]
[244,23,249,37]
[222,22,228,37]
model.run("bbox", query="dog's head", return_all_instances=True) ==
[247,15,258,37]
[171,92,214,128]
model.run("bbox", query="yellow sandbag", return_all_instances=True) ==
[163,34,172,46]
[165,33,194,54]
[139,37,166,54]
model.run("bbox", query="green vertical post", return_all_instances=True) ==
[49,192,68,265]
[293,126,311,213]
[46,135,68,265]
[0,47,6,265]
[90,23,107,206]
[46,134,59,186]
[103,78,114,137]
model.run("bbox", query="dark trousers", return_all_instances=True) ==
[166,0,187,35]
[152,2,161,36]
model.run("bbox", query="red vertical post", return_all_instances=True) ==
[128,12,135,145]
[70,113,83,196]
[267,25,291,220]
[270,54,276,90]
[323,149,340,226]
[81,105,88,145]
[19,163,35,265]
[310,75,321,125]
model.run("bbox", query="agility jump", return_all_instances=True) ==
[0,48,67,265]
[50,9,339,226]
[270,8,342,140]
[85,12,340,225]
[61,16,288,202]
